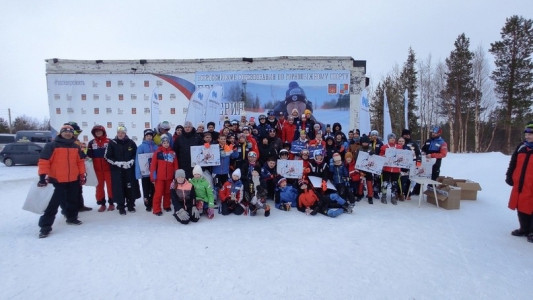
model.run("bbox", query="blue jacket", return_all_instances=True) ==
[135,139,158,179]
[212,144,239,175]
[329,163,349,185]
[275,185,299,208]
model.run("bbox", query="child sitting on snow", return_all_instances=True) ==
[275,177,298,211]
[171,169,200,225]
[218,169,247,215]
[189,165,215,219]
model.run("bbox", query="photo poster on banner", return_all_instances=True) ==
[409,157,435,179]
[384,148,414,169]
[194,70,350,122]
[277,159,303,179]
[355,151,386,175]
[190,145,221,167]
[137,153,153,176]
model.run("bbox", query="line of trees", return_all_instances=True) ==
[369,15,533,154]
[0,116,50,134]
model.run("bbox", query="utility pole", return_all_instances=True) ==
[8,108,12,134]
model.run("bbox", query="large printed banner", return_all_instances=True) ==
[46,69,350,141]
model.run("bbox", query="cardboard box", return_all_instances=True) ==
[424,185,461,210]
[454,180,482,200]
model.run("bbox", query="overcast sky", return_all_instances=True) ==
[0,0,531,121]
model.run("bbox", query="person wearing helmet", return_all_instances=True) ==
[421,125,448,180]
[87,125,114,212]
[154,121,173,147]
[266,110,278,130]
[256,114,270,139]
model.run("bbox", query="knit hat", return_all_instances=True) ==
[525,121,533,133]
[298,179,308,188]
[387,133,397,140]
[175,169,186,178]
[232,168,241,179]
[184,121,193,127]
[431,126,442,135]
[304,109,311,115]
[59,124,74,134]
[279,149,289,157]
[277,177,287,186]
[117,126,127,133]
[370,130,379,137]
[332,153,342,162]
[160,135,170,144]
[360,134,370,144]
[402,129,411,136]
[193,165,202,176]
[144,129,154,137]
[249,117,255,123]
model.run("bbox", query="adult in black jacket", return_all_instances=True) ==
[173,121,202,179]
[104,126,141,214]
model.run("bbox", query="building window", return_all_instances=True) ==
[93,94,99,101]
[170,94,176,100]
[94,108,99,114]
[145,122,150,129]
[118,108,123,115]
[81,108,86,115]
[144,108,150,114]
[118,80,124,87]
[132,108,137,114]
[67,108,74,113]
[106,108,112,114]
[131,94,137,100]
[106,81,111,87]
[107,122,112,128]
[105,95,111,101]
[67,95,72,101]
[144,94,149,101]
[144,81,149,87]
[170,108,175,114]
[56,108,61,114]
[81,94,87,101]
[118,94,124,101]
[54,94,60,100]
[82,122,88,127]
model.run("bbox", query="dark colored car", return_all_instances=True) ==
[0,142,43,167]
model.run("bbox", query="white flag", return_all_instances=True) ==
[404,89,408,130]
[150,87,159,129]
[359,89,371,135]
[383,88,392,140]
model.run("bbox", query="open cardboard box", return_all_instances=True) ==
[425,184,461,210]
[436,176,482,200]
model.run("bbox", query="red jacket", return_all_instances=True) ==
[298,189,319,209]
[508,144,533,214]
[380,143,403,173]
[346,159,361,182]
[282,122,297,143]
[87,135,111,173]
[150,146,178,181]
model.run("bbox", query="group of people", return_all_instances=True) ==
[36,110,452,238]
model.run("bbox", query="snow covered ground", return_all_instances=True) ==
[1,150,533,299]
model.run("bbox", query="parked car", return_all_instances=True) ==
[0,134,16,152]
[0,142,43,167]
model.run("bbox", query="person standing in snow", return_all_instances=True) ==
[506,121,533,243]
[150,135,178,216]
[135,129,157,211]
[87,125,114,212]
[104,126,141,215]
[37,124,86,238]
[421,126,448,180]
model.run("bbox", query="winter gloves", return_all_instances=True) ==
[112,159,134,169]
[79,174,87,185]
[191,207,201,219]
[37,174,47,187]
[176,208,190,222]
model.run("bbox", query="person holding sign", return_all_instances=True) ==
[379,133,403,205]
[135,129,157,211]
